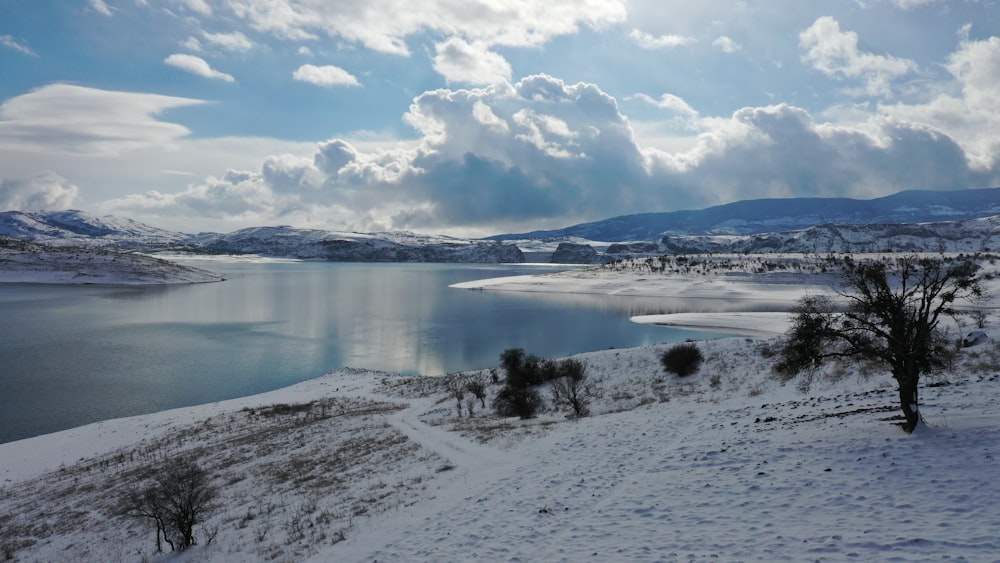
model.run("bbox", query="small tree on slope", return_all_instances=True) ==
[774,255,984,433]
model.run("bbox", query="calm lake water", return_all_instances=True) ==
[0,260,748,444]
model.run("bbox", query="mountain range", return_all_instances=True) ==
[491,187,1000,241]
[0,210,524,263]
[3,187,1000,263]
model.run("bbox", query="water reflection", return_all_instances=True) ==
[0,262,754,443]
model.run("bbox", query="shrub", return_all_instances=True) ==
[661,343,703,377]
[465,374,488,408]
[493,348,545,419]
[492,385,543,419]
[549,359,598,417]
[499,348,545,387]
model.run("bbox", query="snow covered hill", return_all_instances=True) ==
[0,211,525,263]
[492,187,1000,241]
[0,209,189,250]
[1,318,997,561]
[652,216,1000,255]
[186,226,525,263]
[0,239,225,284]
[528,216,1000,263]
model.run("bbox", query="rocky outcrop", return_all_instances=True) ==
[550,242,606,264]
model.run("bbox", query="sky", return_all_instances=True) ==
[1,0,999,236]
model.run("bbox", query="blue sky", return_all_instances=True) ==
[1,0,999,236]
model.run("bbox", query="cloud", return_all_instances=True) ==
[0,84,205,156]
[164,53,236,82]
[433,38,512,85]
[200,31,253,51]
[96,54,1000,235]
[89,0,112,16]
[261,154,320,193]
[226,0,627,55]
[0,172,79,211]
[889,0,940,8]
[800,16,917,97]
[172,0,212,16]
[629,29,694,49]
[0,35,37,57]
[292,64,360,86]
[647,104,987,204]
[880,36,1000,170]
[633,93,701,132]
[712,36,740,53]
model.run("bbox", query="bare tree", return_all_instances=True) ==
[125,484,171,553]
[549,359,598,417]
[775,255,984,433]
[124,457,219,552]
[465,373,488,408]
[446,376,467,418]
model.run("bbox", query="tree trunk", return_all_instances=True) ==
[897,374,920,433]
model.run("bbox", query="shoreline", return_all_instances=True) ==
[2,268,812,472]
[630,311,792,336]
[0,368,383,485]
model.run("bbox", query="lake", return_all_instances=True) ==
[0,260,740,444]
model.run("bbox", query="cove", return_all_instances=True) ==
[0,260,734,444]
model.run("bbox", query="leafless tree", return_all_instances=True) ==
[775,255,984,433]
[446,376,467,418]
[465,374,488,408]
[549,359,599,417]
[124,457,219,551]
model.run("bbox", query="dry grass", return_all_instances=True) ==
[0,396,445,562]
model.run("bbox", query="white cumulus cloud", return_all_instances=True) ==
[629,29,694,49]
[881,35,1000,170]
[800,16,917,98]
[292,64,360,87]
[164,53,236,82]
[0,172,79,211]
[226,0,627,55]
[200,31,253,51]
[433,38,512,85]
[712,36,741,53]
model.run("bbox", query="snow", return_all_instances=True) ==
[631,312,792,336]
[0,240,225,284]
[2,255,999,561]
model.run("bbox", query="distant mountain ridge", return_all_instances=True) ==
[188,226,524,263]
[0,209,188,248]
[5,187,1000,264]
[490,188,1000,242]
[0,210,524,263]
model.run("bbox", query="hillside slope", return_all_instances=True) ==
[492,187,1000,241]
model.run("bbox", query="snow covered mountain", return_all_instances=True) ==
[645,216,1000,256]
[7,186,1000,264]
[185,226,525,263]
[0,239,225,284]
[0,209,189,249]
[0,211,524,263]
[530,216,1000,264]
[492,187,1000,242]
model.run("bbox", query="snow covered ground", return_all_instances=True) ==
[0,240,225,284]
[2,255,999,561]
